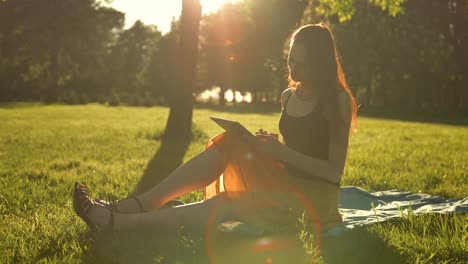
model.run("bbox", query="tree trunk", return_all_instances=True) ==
[219,86,226,106]
[164,0,202,139]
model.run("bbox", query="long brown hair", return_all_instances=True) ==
[288,23,357,133]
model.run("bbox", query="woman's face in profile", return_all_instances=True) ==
[288,42,308,83]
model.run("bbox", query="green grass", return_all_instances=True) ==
[0,103,467,263]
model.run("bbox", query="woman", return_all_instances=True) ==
[73,23,357,235]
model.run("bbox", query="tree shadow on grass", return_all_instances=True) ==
[87,226,309,264]
[84,134,195,263]
[320,226,405,264]
[132,135,192,196]
[199,103,468,127]
[87,229,207,264]
[84,128,404,263]
[0,102,44,108]
[86,224,405,264]
[358,107,468,127]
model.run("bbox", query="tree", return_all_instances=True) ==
[144,19,180,104]
[109,20,162,104]
[0,0,124,102]
[164,0,202,139]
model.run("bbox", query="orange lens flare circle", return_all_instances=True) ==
[204,189,322,264]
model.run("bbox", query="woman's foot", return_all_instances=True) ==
[73,182,114,232]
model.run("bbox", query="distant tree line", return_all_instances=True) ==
[0,0,172,105]
[0,0,466,111]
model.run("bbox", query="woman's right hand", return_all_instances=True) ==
[255,129,278,140]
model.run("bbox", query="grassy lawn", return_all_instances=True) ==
[0,103,467,263]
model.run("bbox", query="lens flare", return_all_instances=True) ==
[204,188,322,264]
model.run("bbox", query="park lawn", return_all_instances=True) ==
[0,103,467,263]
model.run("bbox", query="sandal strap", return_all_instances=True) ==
[112,196,145,213]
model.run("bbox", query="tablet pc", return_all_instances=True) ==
[210,116,254,137]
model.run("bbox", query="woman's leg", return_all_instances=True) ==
[87,192,239,232]
[116,146,225,212]
[117,193,237,232]
[86,190,298,233]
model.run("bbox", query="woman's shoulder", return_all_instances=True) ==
[280,87,295,107]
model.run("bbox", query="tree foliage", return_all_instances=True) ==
[0,0,125,102]
[308,0,407,22]
[0,0,466,111]
[109,20,162,104]
[301,0,467,110]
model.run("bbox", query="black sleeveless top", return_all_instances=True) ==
[279,91,333,181]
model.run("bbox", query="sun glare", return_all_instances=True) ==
[201,0,239,14]
[107,0,241,33]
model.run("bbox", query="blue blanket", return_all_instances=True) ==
[338,186,468,229]
[218,186,468,236]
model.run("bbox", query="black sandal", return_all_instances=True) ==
[105,196,145,213]
[73,182,114,232]
[75,182,185,215]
